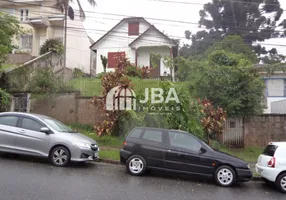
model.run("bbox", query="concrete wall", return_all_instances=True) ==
[244,115,286,147]
[30,93,104,126]
[7,54,35,64]
[30,93,77,124]
[6,52,73,92]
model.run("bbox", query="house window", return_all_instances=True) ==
[128,22,139,36]
[108,52,126,68]
[20,9,29,22]
[20,34,32,49]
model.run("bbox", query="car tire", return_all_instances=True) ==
[126,155,146,176]
[214,165,236,187]
[275,173,286,193]
[50,146,70,167]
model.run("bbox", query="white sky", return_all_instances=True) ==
[75,0,286,54]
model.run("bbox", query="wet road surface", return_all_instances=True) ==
[0,154,284,200]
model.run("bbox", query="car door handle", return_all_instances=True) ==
[18,129,26,133]
[168,150,184,157]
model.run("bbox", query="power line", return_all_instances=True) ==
[1,0,285,31]
[148,0,286,8]
[64,26,286,49]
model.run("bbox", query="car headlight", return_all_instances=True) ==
[72,141,91,149]
[247,165,251,169]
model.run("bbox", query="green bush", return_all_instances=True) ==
[126,65,142,78]
[73,68,85,78]
[115,82,205,139]
[40,39,63,55]
[95,72,105,79]
[0,88,10,112]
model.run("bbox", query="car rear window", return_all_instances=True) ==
[263,145,278,157]
[128,128,143,138]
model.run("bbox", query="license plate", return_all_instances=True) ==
[94,152,99,158]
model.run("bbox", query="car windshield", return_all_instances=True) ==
[43,118,75,133]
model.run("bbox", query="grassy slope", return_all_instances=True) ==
[68,77,166,96]
[0,64,15,72]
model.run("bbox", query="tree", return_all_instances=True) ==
[55,0,96,20]
[181,0,286,62]
[0,12,21,67]
[186,50,265,117]
[0,12,21,111]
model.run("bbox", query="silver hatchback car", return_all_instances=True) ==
[0,112,99,166]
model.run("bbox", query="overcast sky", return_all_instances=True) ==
[75,0,286,54]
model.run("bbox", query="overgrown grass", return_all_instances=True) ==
[69,123,124,148]
[218,146,264,163]
[99,149,120,160]
[68,77,169,96]
[0,64,15,72]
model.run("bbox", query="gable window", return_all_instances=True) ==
[20,9,29,22]
[128,22,139,36]
[108,52,125,68]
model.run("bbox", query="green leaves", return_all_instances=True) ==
[0,12,21,67]
[0,88,10,112]
[40,39,64,55]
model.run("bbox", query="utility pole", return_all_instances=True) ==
[63,0,68,69]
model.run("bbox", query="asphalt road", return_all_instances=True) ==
[0,154,285,200]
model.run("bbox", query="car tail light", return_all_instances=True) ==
[267,157,276,168]
[123,140,127,146]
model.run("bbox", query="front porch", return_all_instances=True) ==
[135,46,175,79]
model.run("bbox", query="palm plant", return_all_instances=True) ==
[55,0,96,20]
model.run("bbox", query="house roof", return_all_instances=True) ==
[89,17,152,49]
[129,25,177,47]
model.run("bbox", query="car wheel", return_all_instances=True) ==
[50,146,70,167]
[214,165,236,187]
[126,155,146,176]
[276,173,286,193]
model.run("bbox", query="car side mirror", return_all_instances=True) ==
[199,147,207,154]
[40,127,51,134]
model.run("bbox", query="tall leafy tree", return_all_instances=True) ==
[0,12,21,67]
[0,12,21,111]
[177,36,265,117]
[55,0,96,20]
[181,0,286,63]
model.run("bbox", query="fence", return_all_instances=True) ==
[221,115,286,147]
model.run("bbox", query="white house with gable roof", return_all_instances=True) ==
[90,17,178,78]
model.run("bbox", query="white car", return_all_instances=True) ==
[256,142,286,193]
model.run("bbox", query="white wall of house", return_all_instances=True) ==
[96,48,136,73]
[131,28,175,49]
[263,76,286,113]
[94,20,150,49]
[137,46,171,76]
[65,13,91,74]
